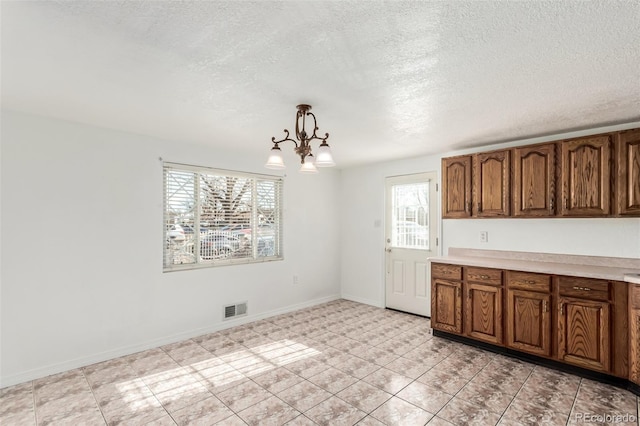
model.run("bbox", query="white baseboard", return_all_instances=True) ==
[0,294,341,389]
[340,293,384,308]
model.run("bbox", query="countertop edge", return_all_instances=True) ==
[428,255,640,282]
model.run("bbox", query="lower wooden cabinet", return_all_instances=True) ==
[431,263,633,383]
[506,289,551,357]
[557,297,610,372]
[431,279,462,334]
[630,284,640,386]
[466,283,503,345]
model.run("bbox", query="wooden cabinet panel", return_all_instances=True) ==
[630,284,640,385]
[631,309,640,385]
[615,129,640,216]
[431,263,463,280]
[513,143,556,217]
[442,156,472,218]
[466,267,503,286]
[431,279,463,334]
[474,150,511,217]
[506,289,552,357]
[506,271,551,293]
[558,276,610,302]
[558,297,610,372]
[466,283,503,345]
[560,135,611,216]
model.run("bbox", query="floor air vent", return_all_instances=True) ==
[224,302,247,320]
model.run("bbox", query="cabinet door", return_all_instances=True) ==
[466,283,503,345]
[442,156,472,218]
[558,297,610,372]
[431,279,463,334]
[630,284,640,385]
[630,309,640,385]
[512,143,556,217]
[506,289,551,357]
[474,150,510,217]
[615,129,640,216]
[560,135,611,216]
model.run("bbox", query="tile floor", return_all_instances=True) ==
[1,299,638,425]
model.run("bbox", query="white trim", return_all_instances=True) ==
[0,294,341,389]
[164,161,282,181]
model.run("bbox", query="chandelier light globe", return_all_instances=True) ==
[266,104,335,173]
[265,145,285,169]
[314,141,335,167]
[299,154,319,174]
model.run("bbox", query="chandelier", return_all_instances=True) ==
[265,104,335,173]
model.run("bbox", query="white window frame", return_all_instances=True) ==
[163,162,283,272]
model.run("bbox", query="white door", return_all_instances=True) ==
[385,172,438,317]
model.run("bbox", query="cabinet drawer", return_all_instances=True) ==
[465,267,502,286]
[558,276,610,301]
[506,271,551,293]
[431,263,462,280]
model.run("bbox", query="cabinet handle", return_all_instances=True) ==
[543,300,548,313]
[525,280,537,285]
[550,198,554,212]
[456,287,461,297]
[572,286,592,291]
[480,274,490,279]
[564,198,568,210]
[559,302,564,315]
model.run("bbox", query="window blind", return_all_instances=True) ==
[163,163,283,271]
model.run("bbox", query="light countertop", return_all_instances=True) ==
[429,248,640,283]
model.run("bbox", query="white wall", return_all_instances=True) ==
[0,110,342,387]
[340,123,640,307]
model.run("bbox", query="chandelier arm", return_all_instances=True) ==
[304,112,330,144]
[271,129,299,148]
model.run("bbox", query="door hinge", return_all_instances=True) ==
[436,237,439,246]
[436,183,439,192]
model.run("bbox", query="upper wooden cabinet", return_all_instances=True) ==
[442,155,472,218]
[474,150,510,217]
[512,143,556,217]
[615,129,640,216]
[441,127,639,219]
[560,135,612,216]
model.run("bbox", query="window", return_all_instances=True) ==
[163,163,283,271]
[391,182,430,250]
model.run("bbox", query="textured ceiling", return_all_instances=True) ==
[2,1,639,167]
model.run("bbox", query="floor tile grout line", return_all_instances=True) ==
[80,368,110,426]
[492,362,535,426]
[564,377,583,426]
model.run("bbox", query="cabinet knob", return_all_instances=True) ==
[549,198,554,212]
